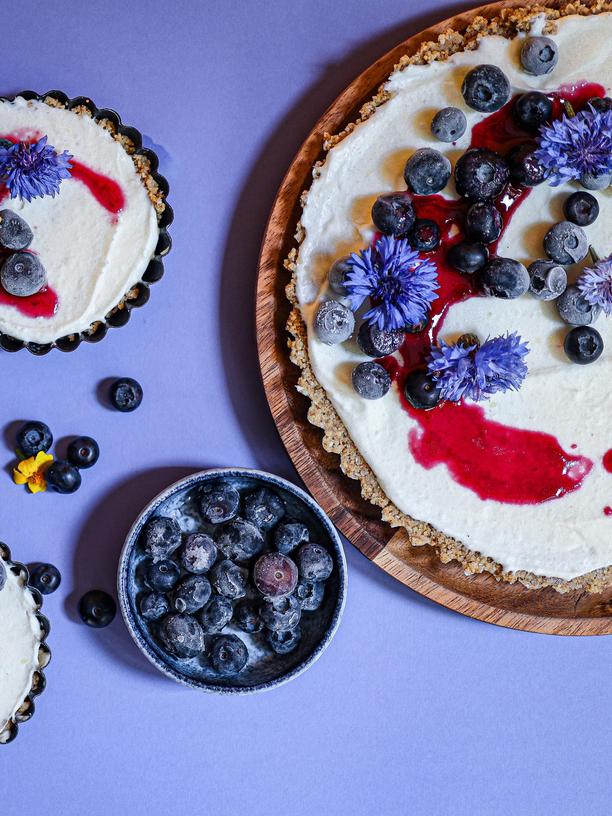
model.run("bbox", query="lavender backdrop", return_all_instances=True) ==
[3,2,610,813]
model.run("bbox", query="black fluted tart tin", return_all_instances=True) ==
[0,543,51,745]
[0,90,172,355]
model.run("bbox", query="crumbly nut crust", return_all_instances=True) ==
[287,1,612,593]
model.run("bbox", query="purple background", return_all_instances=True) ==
[3,1,610,813]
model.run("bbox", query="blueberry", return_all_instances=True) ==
[179,532,217,573]
[371,192,415,237]
[403,369,442,410]
[513,92,552,131]
[141,516,182,562]
[234,600,264,633]
[544,221,588,265]
[217,518,264,561]
[404,148,451,195]
[0,561,5,592]
[144,558,181,593]
[295,580,325,612]
[357,322,404,357]
[210,634,248,675]
[507,142,547,186]
[580,173,611,191]
[409,219,441,252]
[352,361,391,400]
[273,520,309,555]
[46,460,82,494]
[431,107,467,142]
[461,64,510,112]
[557,285,601,326]
[243,487,285,531]
[564,191,599,226]
[295,543,333,582]
[0,210,33,250]
[139,592,169,622]
[313,300,355,345]
[109,377,143,412]
[447,242,489,276]
[520,36,558,75]
[210,559,248,600]
[28,563,61,595]
[78,590,116,628]
[268,627,301,655]
[199,481,240,524]
[480,258,530,299]
[198,595,233,633]
[67,436,99,469]
[328,256,352,295]
[564,326,603,365]
[454,148,509,201]
[465,202,502,245]
[16,421,53,457]
[588,96,612,113]
[260,594,301,632]
[1,252,46,297]
[171,574,212,614]
[159,613,204,658]
[528,260,567,301]
[254,553,298,598]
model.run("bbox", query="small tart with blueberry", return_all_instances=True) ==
[287,3,612,590]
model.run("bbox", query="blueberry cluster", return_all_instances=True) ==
[0,210,48,297]
[136,482,334,676]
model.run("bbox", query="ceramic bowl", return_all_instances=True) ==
[118,468,347,693]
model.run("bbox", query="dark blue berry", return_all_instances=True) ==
[454,148,509,201]
[109,377,143,412]
[1,252,46,296]
[461,64,510,112]
[145,558,181,592]
[67,436,99,469]
[78,590,116,628]
[544,221,588,265]
[520,37,558,75]
[465,202,502,244]
[431,107,467,142]
[268,627,301,655]
[513,92,552,131]
[243,487,285,531]
[217,518,264,561]
[404,149,451,195]
[210,559,248,599]
[447,242,488,275]
[260,594,301,632]
[409,219,441,251]
[142,516,182,562]
[588,96,612,113]
[357,322,404,357]
[528,260,567,301]
[295,580,325,612]
[179,532,217,574]
[507,142,547,186]
[480,258,529,299]
[274,520,309,555]
[313,300,355,345]
[371,192,415,237]
[171,574,212,614]
[557,285,601,326]
[564,326,603,364]
[328,256,351,295]
[352,361,391,400]
[198,595,233,633]
[0,210,33,250]
[403,369,442,410]
[254,553,298,598]
[210,634,248,675]
[16,421,53,457]
[159,613,204,658]
[234,600,264,633]
[29,563,61,595]
[199,481,240,524]
[296,543,333,582]
[46,460,82,494]
[139,592,169,622]
[564,191,599,226]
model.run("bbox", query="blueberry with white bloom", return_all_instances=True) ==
[513,92,552,131]
[295,580,325,612]
[536,108,612,186]
[577,253,612,316]
[580,172,611,191]
[557,285,601,326]
[210,634,248,675]
[454,148,509,201]
[357,322,403,357]
[159,614,204,659]
[328,256,352,295]
[243,487,285,531]
[1,252,46,297]
[260,594,301,632]
[544,221,588,265]
[210,559,248,600]
[431,107,467,142]
[564,326,603,365]
[268,627,301,655]
[352,361,391,400]
[0,210,33,250]
[528,260,567,301]
[313,300,355,345]
[461,64,510,112]
[520,36,558,75]
[198,596,234,633]
[139,592,169,622]
[171,574,212,615]
[273,520,309,555]
[465,202,502,245]
[371,192,415,237]
[564,191,599,226]
[480,258,530,299]
[142,516,182,562]
[404,148,451,195]
[200,482,240,524]
[217,517,264,561]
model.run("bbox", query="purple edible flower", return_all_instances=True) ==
[535,107,612,186]
[577,254,612,316]
[0,136,73,201]
[428,332,529,402]
[345,235,438,331]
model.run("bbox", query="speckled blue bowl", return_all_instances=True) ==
[118,468,347,693]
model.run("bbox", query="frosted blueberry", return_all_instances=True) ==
[314,300,355,345]
[461,64,510,112]
[544,221,588,265]
[198,596,234,633]
[268,627,301,655]
[141,516,182,562]
[404,148,451,195]
[216,518,264,561]
[1,252,46,297]
[260,594,301,632]
[431,107,467,142]
[352,361,391,400]
[210,559,248,600]
[159,613,205,659]
[557,285,601,326]
[520,36,558,75]
[528,260,567,301]
[480,258,530,299]
[171,574,212,614]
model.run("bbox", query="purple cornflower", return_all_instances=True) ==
[428,333,529,402]
[577,254,612,315]
[535,107,612,186]
[345,235,438,331]
[0,136,72,201]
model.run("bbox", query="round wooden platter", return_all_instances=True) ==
[256,0,612,635]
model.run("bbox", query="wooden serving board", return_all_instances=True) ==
[256,0,612,635]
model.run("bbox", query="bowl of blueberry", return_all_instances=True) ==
[118,468,347,692]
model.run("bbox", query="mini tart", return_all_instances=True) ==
[0,543,50,745]
[0,90,172,355]
[287,1,612,593]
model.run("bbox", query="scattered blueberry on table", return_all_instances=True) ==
[109,377,143,412]
[28,563,61,595]
[79,590,117,628]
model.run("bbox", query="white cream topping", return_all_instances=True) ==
[0,563,42,731]
[0,98,158,344]
[296,13,612,580]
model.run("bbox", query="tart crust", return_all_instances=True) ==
[286,0,612,594]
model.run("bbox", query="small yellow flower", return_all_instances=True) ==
[13,451,54,494]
